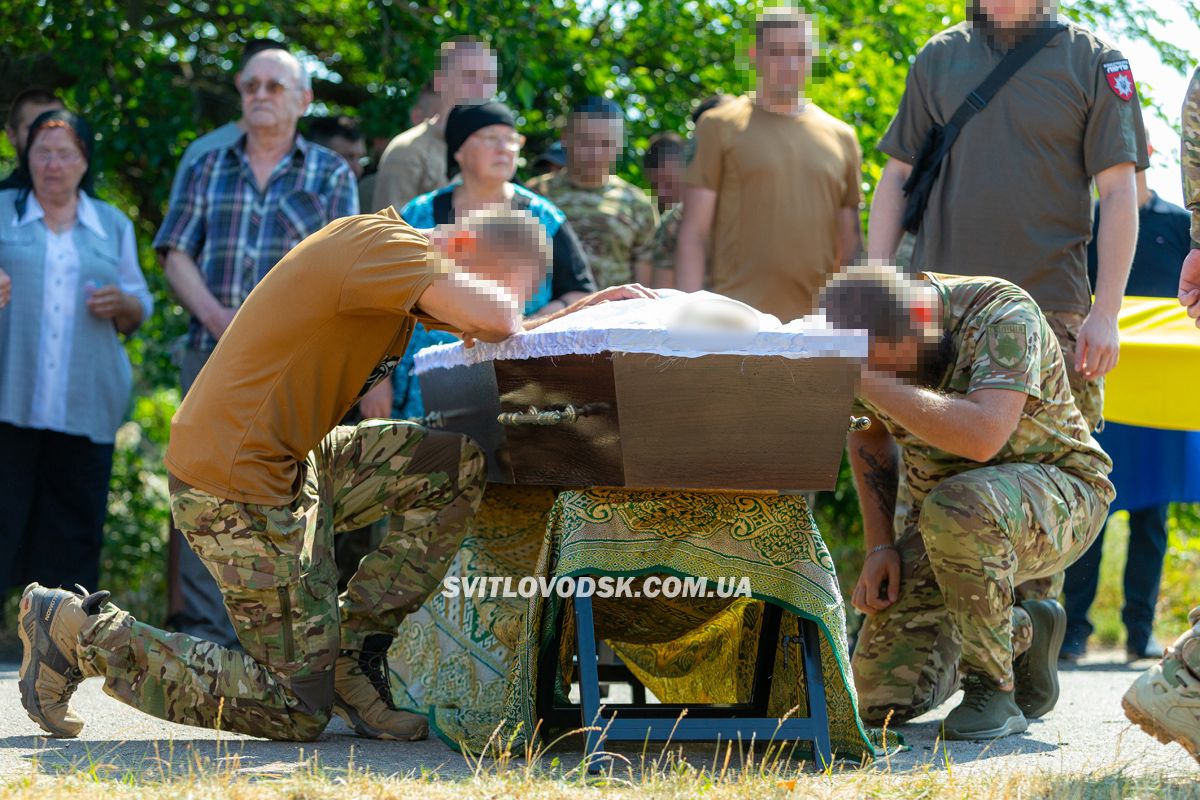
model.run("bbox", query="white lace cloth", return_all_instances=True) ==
[413,290,867,375]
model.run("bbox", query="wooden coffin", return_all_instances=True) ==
[418,352,859,491]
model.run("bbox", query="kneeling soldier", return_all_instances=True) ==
[18,206,652,742]
[823,265,1114,740]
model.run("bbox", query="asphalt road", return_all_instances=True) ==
[0,650,1195,782]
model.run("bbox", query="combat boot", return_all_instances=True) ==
[333,634,428,741]
[1013,598,1066,718]
[17,583,109,738]
[943,673,1028,740]
[1122,606,1200,763]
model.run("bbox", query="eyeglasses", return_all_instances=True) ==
[29,148,83,166]
[238,79,294,98]
[474,132,525,151]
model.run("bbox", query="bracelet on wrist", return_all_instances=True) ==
[867,543,898,557]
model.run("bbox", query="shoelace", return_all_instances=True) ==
[358,649,397,709]
[959,674,995,712]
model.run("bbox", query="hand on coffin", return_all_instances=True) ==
[522,283,659,331]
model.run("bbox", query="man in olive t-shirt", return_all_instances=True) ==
[17,206,655,744]
[675,7,863,321]
[866,1,1148,434]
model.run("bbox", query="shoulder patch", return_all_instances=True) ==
[1103,59,1136,101]
[986,323,1028,370]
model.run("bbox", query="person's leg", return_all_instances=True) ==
[1061,519,1108,658]
[1123,604,1200,763]
[167,346,238,647]
[0,423,41,604]
[24,431,112,592]
[851,524,963,726]
[1015,312,1104,606]
[328,421,486,649]
[925,463,1110,740]
[74,482,338,740]
[919,465,1108,708]
[1122,505,1169,657]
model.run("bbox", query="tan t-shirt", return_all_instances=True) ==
[686,95,862,320]
[879,21,1149,314]
[372,120,447,212]
[165,208,450,505]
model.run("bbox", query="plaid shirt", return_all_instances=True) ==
[154,133,359,350]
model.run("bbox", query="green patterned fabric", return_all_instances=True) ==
[393,485,890,762]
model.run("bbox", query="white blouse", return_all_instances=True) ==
[17,193,153,434]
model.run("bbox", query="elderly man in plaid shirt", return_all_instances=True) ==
[154,46,358,648]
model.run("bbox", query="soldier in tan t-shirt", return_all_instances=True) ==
[16,204,656,745]
[372,37,499,213]
[675,8,863,321]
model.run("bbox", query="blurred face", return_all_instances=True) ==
[646,156,685,207]
[975,0,1047,27]
[455,124,522,184]
[755,23,812,97]
[563,115,622,182]
[6,100,64,156]
[436,227,545,305]
[237,52,311,133]
[28,126,87,198]
[436,47,499,108]
[867,337,922,376]
[327,135,366,178]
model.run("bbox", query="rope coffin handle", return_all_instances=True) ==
[497,403,608,427]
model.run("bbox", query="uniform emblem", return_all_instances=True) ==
[1103,60,1136,101]
[987,324,1027,370]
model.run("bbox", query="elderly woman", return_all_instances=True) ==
[391,101,596,418]
[0,110,153,603]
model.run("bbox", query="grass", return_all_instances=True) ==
[1089,505,1200,649]
[4,721,1200,800]
[2,745,1198,800]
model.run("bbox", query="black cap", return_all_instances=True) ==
[571,96,623,118]
[445,102,516,179]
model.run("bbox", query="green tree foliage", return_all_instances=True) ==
[0,0,1195,625]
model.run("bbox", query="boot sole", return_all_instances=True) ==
[1122,690,1200,764]
[332,700,428,742]
[942,713,1029,741]
[17,583,82,738]
[1017,600,1066,719]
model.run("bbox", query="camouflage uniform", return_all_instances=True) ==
[75,420,484,741]
[649,203,682,282]
[851,274,1115,725]
[1186,66,1200,248]
[525,171,658,289]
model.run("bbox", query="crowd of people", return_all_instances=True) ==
[2,0,1199,766]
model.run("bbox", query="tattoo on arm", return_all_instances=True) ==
[858,444,899,522]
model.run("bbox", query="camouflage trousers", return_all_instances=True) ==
[1015,310,1104,604]
[75,420,485,741]
[852,462,1112,725]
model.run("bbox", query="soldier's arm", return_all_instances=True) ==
[675,187,716,292]
[859,371,1026,462]
[848,417,902,614]
[848,418,899,550]
[1183,67,1200,249]
[1180,67,1200,322]
[415,272,523,344]
[837,207,863,267]
[1082,162,1137,378]
[866,159,912,262]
